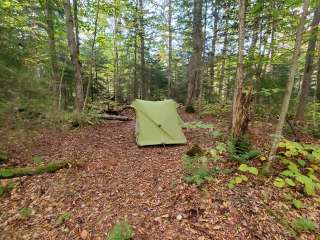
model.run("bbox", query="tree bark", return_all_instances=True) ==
[63,0,84,112]
[185,0,203,112]
[84,0,100,108]
[44,0,59,108]
[295,0,320,121]
[167,0,173,98]
[209,0,219,101]
[139,0,147,99]
[133,0,139,99]
[267,0,309,172]
[231,0,246,138]
[219,15,229,98]
[316,43,320,101]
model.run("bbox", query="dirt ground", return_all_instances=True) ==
[0,112,319,240]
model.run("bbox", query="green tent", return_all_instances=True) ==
[131,99,187,146]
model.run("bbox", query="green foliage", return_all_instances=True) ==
[227,136,260,162]
[227,164,258,189]
[292,218,317,233]
[56,212,71,225]
[107,220,134,240]
[182,121,214,129]
[32,155,44,164]
[238,164,258,175]
[209,129,222,137]
[0,180,15,197]
[19,207,33,219]
[0,151,8,163]
[182,154,219,186]
[67,110,100,128]
[201,103,231,116]
[292,199,302,209]
[275,140,320,196]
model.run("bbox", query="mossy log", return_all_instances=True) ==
[0,161,70,179]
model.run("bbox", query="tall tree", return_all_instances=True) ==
[167,0,173,98]
[209,0,219,101]
[84,0,100,108]
[295,0,320,121]
[231,0,246,138]
[63,0,84,111]
[185,0,203,112]
[139,0,147,99]
[316,44,320,101]
[267,0,310,171]
[43,0,59,107]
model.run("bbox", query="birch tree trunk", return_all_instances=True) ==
[185,0,203,112]
[295,0,320,121]
[63,0,84,112]
[267,0,309,172]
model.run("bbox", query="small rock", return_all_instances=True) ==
[80,230,88,239]
[176,214,183,221]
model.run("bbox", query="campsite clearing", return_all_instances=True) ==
[0,112,319,239]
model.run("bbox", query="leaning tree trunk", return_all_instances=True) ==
[185,0,203,112]
[63,0,84,112]
[295,0,320,121]
[267,0,309,172]
[231,0,247,139]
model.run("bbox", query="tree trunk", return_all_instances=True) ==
[63,0,84,112]
[44,0,59,107]
[219,15,229,98]
[84,0,100,108]
[133,1,139,99]
[139,0,147,99]
[167,0,173,98]
[185,0,203,112]
[316,43,320,101]
[231,0,246,138]
[267,0,309,172]
[209,0,219,101]
[295,0,320,121]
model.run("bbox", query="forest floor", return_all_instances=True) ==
[0,111,319,240]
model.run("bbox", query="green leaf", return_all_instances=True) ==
[238,164,249,172]
[297,159,306,166]
[248,167,258,176]
[285,178,295,187]
[235,176,243,184]
[227,180,235,189]
[240,175,248,181]
[292,199,302,209]
[32,155,44,164]
[274,177,285,188]
[280,170,295,177]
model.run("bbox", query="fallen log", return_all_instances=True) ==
[0,161,70,179]
[98,114,131,121]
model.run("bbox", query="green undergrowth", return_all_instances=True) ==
[107,220,134,240]
[227,136,260,162]
[0,180,15,197]
[182,144,222,186]
[273,139,320,196]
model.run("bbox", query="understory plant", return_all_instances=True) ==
[273,140,320,196]
[182,144,220,186]
[227,135,260,162]
[107,220,134,240]
[227,163,259,189]
[0,180,15,197]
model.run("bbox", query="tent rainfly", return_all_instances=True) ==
[131,99,187,146]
